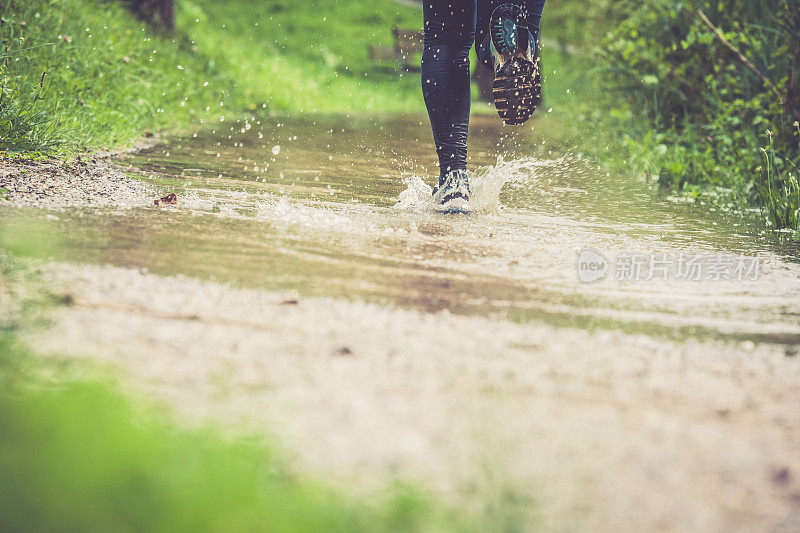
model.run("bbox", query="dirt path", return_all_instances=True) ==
[24,261,800,532]
[0,153,157,209]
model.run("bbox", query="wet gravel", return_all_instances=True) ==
[0,157,156,209]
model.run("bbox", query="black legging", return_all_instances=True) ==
[421,1,546,181]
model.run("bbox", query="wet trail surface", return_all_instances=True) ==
[7,114,800,343]
[7,114,800,531]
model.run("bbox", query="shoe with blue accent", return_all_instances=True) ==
[432,169,471,212]
[489,3,541,125]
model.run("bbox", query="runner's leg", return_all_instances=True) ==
[421,0,477,182]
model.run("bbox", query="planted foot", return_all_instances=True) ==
[432,169,471,212]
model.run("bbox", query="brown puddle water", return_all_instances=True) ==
[5,114,800,343]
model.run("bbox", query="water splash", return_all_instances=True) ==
[394,176,435,212]
[393,156,554,213]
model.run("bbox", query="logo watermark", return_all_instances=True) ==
[577,249,609,283]
[577,249,761,283]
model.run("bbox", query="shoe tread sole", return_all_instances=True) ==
[489,5,542,126]
[493,58,541,125]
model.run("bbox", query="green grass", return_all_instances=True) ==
[509,41,645,180]
[1,0,233,155]
[179,0,424,115]
[757,133,800,230]
[0,0,424,156]
[529,0,800,233]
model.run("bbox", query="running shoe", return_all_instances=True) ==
[489,3,541,125]
[432,169,471,212]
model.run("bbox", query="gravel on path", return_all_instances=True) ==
[0,157,156,209]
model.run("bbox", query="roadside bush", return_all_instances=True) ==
[600,0,800,228]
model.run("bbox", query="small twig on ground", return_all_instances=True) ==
[697,9,800,123]
[0,42,58,59]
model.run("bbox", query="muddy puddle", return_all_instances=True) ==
[4,114,800,344]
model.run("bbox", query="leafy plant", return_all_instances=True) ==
[0,58,58,152]
[598,0,800,229]
[757,130,800,229]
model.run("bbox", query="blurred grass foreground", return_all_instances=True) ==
[0,332,465,533]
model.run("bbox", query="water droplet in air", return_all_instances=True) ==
[272,145,281,155]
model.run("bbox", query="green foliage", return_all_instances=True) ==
[756,132,800,230]
[599,0,800,229]
[0,60,57,153]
